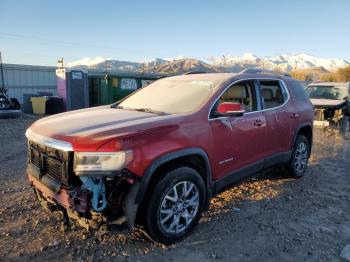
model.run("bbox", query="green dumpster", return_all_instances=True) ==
[30,96,48,114]
[88,74,161,107]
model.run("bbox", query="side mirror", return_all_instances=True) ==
[217,102,245,117]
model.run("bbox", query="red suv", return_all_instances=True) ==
[26,72,313,244]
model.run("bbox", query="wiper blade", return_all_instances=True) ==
[111,102,127,109]
[132,108,169,115]
[113,105,168,115]
[111,105,124,109]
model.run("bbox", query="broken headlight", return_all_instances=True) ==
[73,151,133,175]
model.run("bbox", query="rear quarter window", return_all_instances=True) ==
[287,81,309,102]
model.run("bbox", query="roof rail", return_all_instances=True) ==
[184,71,207,75]
[240,68,292,77]
[240,68,273,74]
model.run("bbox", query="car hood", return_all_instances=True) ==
[310,98,346,107]
[27,106,178,151]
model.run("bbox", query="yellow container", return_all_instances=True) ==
[30,97,48,114]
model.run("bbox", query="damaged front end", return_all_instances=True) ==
[312,100,347,128]
[307,83,350,128]
[313,107,343,127]
[27,140,140,231]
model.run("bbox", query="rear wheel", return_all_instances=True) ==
[287,135,309,178]
[143,167,206,244]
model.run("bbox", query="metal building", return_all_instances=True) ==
[1,63,56,104]
[0,63,165,109]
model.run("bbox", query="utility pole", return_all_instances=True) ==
[57,57,64,68]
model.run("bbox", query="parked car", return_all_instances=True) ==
[306,82,350,123]
[25,72,314,244]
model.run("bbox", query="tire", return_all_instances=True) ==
[287,135,310,178]
[143,167,206,244]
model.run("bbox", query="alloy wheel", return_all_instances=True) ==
[159,181,199,234]
[294,142,308,173]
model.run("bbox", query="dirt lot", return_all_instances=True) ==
[0,114,350,262]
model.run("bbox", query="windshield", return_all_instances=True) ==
[306,85,348,100]
[118,78,216,114]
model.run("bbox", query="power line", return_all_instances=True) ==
[0,31,166,57]
[1,49,77,60]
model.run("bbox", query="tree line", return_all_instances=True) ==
[290,66,350,82]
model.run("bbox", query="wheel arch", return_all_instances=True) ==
[293,123,313,155]
[135,148,213,206]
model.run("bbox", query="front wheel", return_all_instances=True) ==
[287,135,310,178]
[144,167,206,244]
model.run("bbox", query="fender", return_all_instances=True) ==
[134,147,213,205]
[291,122,313,153]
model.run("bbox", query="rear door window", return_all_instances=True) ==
[259,80,287,109]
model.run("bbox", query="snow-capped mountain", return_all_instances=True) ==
[210,53,349,72]
[142,58,169,67]
[147,59,220,74]
[67,56,106,67]
[67,53,349,74]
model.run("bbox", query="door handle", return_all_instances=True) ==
[290,113,299,119]
[254,118,263,126]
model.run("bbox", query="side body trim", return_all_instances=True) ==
[213,151,292,196]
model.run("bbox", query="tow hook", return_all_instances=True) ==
[59,206,70,231]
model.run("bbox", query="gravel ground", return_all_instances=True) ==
[0,114,350,261]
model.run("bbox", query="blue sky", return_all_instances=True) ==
[0,0,349,65]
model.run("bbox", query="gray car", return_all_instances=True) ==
[306,82,350,122]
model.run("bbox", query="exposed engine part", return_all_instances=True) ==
[80,176,107,212]
[314,108,343,123]
[70,187,91,213]
[29,165,140,231]
[314,109,325,121]
[334,109,343,123]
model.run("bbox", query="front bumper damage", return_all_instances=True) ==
[314,107,344,128]
[28,164,90,212]
[27,163,139,230]
[312,98,349,128]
